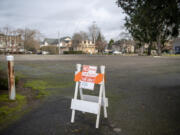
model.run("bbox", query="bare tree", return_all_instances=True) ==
[16,28,41,53]
[3,26,11,51]
[72,32,83,49]
[79,31,89,40]
[88,22,100,43]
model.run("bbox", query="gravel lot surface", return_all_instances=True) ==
[0,55,180,135]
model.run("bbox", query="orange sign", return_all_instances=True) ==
[74,65,104,86]
[82,65,97,73]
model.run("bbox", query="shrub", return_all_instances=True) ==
[0,70,19,90]
[41,46,59,54]
[63,51,84,54]
[0,70,8,90]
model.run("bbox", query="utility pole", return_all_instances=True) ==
[93,21,96,44]
[58,31,60,55]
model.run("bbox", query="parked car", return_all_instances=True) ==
[26,51,32,54]
[42,51,49,55]
[113,51,122,54]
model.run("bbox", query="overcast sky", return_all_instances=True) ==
[0,0,126,41]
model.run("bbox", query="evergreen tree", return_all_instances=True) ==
[117,0,180,55]
[108,39,114,49]
[96,32,106,52]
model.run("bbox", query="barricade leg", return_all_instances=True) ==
[71,110,75,123]
[103,86,108,118]
[71,64,81,123]
[96,111,100,128]
[79,88,85,114]
[71,82,79,123]
[96,83,104,128]
[80,88,84,100]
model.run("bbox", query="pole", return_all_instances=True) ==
[6,55,16,100]
[58,32,60,55]
[71,64,81,123]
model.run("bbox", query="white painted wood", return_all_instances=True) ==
[83,95,108,107]
[103,85,108,118]
[71,99,99,114]
[80,81,95,90]
[71,64,108,128]
[95,65,105,128]
[71,64,81,123]
[96,84,103,128]
[79,88,83,100]
[10,86,16,100]
[6,55,14,61]
[79,88,85,113]
[71,110,75,123]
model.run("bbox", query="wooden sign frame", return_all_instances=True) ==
[70,64,108,128]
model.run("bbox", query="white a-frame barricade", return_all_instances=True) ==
[70,64,108,128]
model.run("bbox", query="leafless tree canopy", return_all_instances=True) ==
[72,32,83,48]
[16,28,42,52]
[79,31,89,40]
[88,23,100,43]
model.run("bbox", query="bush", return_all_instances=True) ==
[0,50,4,54]
[0,70,8,90]
[41,46,59,54]
[63,51,84,54]
[0,70,19,90]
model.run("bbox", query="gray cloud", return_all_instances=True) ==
[0,0,125,41]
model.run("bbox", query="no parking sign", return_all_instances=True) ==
[71,64,108,128]
[80,65,97,90]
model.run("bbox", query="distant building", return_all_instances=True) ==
[73,40,97,54]
[112,39,135,53]
[173,38,180,54]
[41,36,72,54]
[0,33,22,52]
[41,38,59,47]
[59,37,72,53]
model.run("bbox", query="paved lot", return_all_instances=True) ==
[0,55,180,135]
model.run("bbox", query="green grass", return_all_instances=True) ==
[23,80,74,98]
[24,80,50,98]
[24,80,48,91]
[0,94,26,129]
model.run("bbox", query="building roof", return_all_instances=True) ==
[44,38,59,45]
[44,36,71,45]
[60,36,71,42]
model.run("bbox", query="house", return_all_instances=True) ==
[59,37,72,53]
[112,39,135,53]
[73,40,97,54]
[41,36,72,54]
[41,38,59,47]
[173,38,180,54]
[0,33,22,52]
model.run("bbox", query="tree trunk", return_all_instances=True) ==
[156,35,162,56]
[157,39,161,56]
[141,45,144,55]
[147,43,152,56]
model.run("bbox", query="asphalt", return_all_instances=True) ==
[0,55,180,135]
